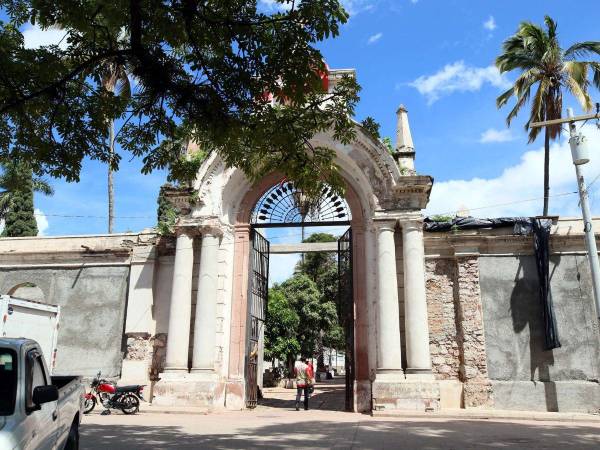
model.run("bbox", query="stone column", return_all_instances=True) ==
[375,220,403,375]
[164,229,195,373]
[401,219,433,375]
[191,231,220,373]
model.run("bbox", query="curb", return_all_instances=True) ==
[140,406,211,415]
[371,409,600,423]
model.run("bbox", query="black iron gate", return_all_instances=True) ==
[246,228,270,408]
[338,228,354,411]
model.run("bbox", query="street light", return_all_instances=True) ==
[567,108,600,320]
[531,108,600,322]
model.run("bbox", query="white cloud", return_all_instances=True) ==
[426,125,600,218]
[22,24,68,50]
[479,128,515,144]
[483,16,497,31]
[410,61,511,104]
[35,209,49,236]
[258,0,293,12]
[367,32,383,45]
[341,0,376,15]
[259,0,375,15]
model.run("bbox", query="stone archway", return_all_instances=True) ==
[156,107,439,412]
[225,171,371,411]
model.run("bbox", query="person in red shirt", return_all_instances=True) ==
[294,357,314,410]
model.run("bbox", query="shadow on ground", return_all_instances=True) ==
[259,382,347,412]
[81,419,600,449]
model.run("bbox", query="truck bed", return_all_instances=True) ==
[52,375,81,390]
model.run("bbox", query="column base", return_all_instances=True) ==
[405,368,435,381]
[163,366,189,374]
[151,371,225,408]
[189,369,219,381]
[224,379,246,410]
[375,369,405,382]
[372,377,440,412]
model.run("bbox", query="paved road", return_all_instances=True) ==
[81,409,600,449]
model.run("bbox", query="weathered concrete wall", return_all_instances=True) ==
[0,265,130,377]
[479,254,600,412]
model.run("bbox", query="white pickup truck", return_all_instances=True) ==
[0,338,84,450]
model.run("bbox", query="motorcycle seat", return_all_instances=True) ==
[116,385,142,393]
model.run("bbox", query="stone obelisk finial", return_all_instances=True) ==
[395,105,416,174]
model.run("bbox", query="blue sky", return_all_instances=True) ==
[7,0,600,240]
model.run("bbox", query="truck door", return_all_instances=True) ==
[24,350,58,450]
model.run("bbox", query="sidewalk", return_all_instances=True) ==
[81,407,600,449]
[136,377,600,423]
[372,407,600,423]
[138,404,600,423]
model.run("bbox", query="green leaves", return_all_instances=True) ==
[0,161,53,236]
[0,1,359,192]
[495,15,600,215]
[360,116,381,140]
[496,15,600,132]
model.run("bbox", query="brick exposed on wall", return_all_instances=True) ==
[124,333,167,381]
[425,259,461,379]
[454,257,493,408]
[425,256,494,408]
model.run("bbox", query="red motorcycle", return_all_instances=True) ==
[83,371,145,415]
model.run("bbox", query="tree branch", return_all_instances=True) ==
[0,49,130,114]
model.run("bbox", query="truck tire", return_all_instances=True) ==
[64,419,79,450]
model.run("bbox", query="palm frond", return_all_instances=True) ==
[32,177,54,196]
[115,74,132,100]
[500,70,539,125]
[564,41,600,59]
[544,16,558,41]
[564,75,592,112]
[526,78,550,143]
[589,62,600,90]
[563,62,593,111]
[496,52,542,73]
[518,22,548,60]
[506,84,533,127]
[514,69,541,97]
[496,87,515,108]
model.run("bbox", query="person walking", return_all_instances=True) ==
[294,356,313,411]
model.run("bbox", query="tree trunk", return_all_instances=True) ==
[317,330,326,372]
[108,119,115,234]
[543,127,550,216]
[287,354,294,379]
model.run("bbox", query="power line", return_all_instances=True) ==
[427,190,579,217]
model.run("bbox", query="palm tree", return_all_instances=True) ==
[101,60,131,233]
[0,162,53,236]
[496,16,600,216]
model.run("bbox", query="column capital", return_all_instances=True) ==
[173,225,199,238]
[198,224,224,239]
[372,218,398,232]
[399,216,424,232]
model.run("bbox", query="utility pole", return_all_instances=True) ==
[531,108,600,320]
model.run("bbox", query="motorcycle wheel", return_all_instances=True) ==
[83,396,96,414]
[121,393,140,414]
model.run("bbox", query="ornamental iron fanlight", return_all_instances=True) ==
[251,181,351,225]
